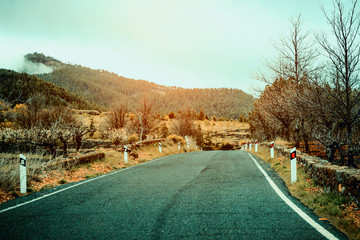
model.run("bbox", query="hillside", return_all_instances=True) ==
[28,53,254,118]
[0,69,101,111]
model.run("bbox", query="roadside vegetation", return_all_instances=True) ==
[247,1,360,237]
[249,144,360,240]
[250,0,360,169]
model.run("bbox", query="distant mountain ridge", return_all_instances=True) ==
[27,53,254,118]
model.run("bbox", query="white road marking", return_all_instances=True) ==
[0,155,170,214]
[248,153,338,240]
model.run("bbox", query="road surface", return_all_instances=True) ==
[0,151,346,239]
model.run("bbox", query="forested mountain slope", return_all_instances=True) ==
[0,69,101,110]
[29,53,254,118]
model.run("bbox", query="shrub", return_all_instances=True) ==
[219,142,234,150]
[167,134,185,144]
[107,104,127,129]
[58,179,68,184]
[171,109,196,137]
[160,124,169,138]
[109,129,128,146]
[128,134,139,144]
[168,111,176,119]
[112,136,122,146]
[197,110,205,120]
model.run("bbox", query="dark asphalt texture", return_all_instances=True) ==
[0,151,347,239]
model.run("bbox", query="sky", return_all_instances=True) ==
[0,0,353,94]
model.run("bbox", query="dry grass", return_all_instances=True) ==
[249,145,360,240]
[0,151,75,203]
[0,152,59,191]
[199,120,249,133]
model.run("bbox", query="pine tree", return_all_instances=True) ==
[198,109,205,121]
[168,111,176,119]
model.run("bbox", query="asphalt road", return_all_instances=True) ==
[0,151,346,239]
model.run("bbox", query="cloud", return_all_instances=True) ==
[17,58,54,75]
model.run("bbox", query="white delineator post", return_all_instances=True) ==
[255,140,258,153]
[178,142,181,151]
[270,142,274,158]
[124,146,128,164]
[19,154,27,194]
[290,147,297,183]
[249,141,252,151]
[185,135,189,149]
[159,142,162,153]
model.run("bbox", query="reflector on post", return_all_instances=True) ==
[124,146,128,164]
[290,147,297,183]
[19,154,27,194]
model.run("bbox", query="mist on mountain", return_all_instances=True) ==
[17,58,54,75]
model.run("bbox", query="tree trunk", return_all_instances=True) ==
[63,141,68,158]
[286,126,291,142]
[138,113,144,140]
[346,124,356,167]
[75,136,82,152]
[326,144,336,163]
[304,137,310,153]
[60,137,68,157]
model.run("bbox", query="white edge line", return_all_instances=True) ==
[248,153,338,240]
[0,155,170,214]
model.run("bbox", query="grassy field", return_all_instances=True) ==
[248,145,360,240]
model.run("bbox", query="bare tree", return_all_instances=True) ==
[27,122,61,159]
[133,97,157,140]
[107,104,128,129]
[255,15,320,151]
[73,123,90,152]
[172,108,196,137]
[316,0,360,167]
[18,94,47,128]
[258,15,319,85]
[275,15,320,83]
[25,107,83,159]
[251,79,297,141]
